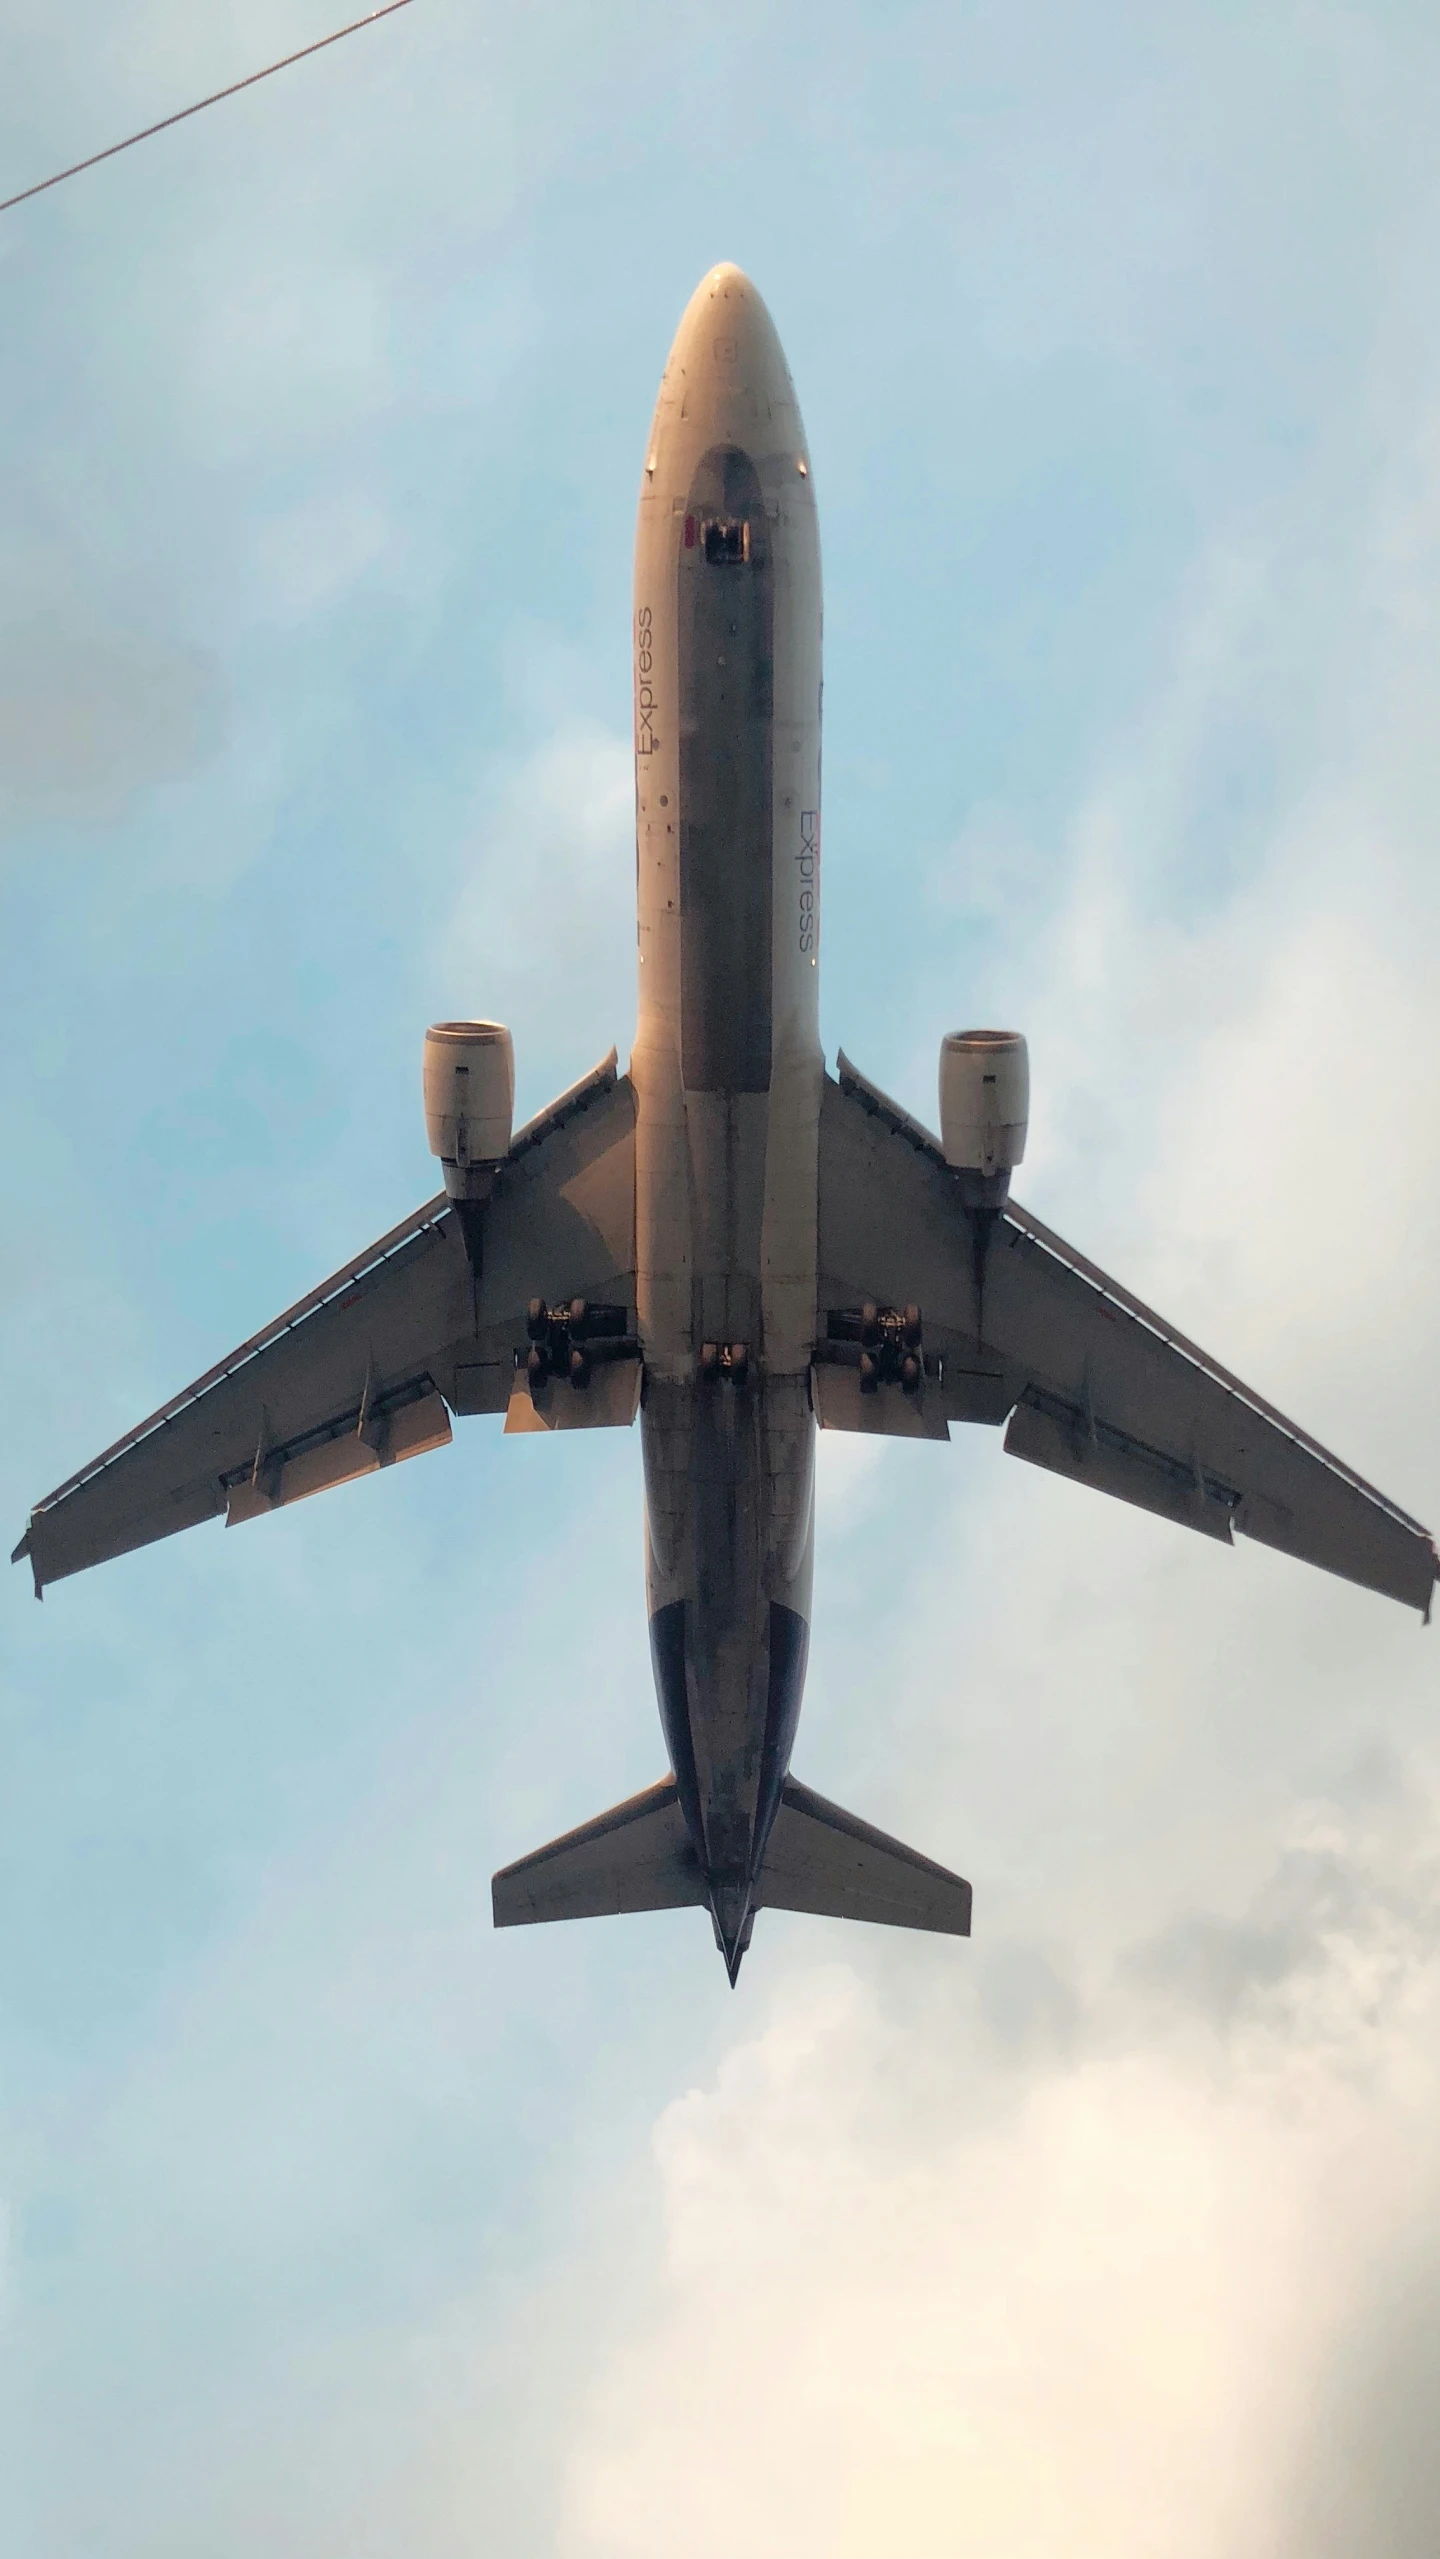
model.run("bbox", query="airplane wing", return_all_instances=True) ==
[15,1053,637,1596]
[817,1055,1437,1617]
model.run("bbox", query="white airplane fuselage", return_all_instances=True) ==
[630,266,823,1968]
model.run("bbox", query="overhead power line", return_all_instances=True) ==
[0,0,416,217]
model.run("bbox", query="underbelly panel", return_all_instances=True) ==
[678,444,774,1097]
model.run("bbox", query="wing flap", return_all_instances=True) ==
[225,1386,453,1526]
[503,1356,642,1434]
[811,1359,951,1440]
[1006,1389,1237,1544]
[492,1778,706,1925]
[756,1776,972,1936]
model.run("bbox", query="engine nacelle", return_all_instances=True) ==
[939,1029,1029,1203]
[423,1020,514,1201]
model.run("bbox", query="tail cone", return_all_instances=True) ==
[710,1880,755,1984]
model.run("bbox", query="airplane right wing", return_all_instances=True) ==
[818,1055,1438,1617]
[15,1052,638,1596]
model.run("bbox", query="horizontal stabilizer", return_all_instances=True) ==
[756,1777,972,1936]
[492,1777,707,1927]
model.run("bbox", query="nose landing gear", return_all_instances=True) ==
[699,1341,750,1385]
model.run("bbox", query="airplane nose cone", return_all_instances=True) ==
[684,261,771,340]
[655,262,804,449]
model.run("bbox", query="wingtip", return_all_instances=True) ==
[11,1526,42,1599]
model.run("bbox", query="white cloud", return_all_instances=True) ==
[813,1426,888,1535]
[438,713,637,1105]
[0,611,222,822]
[561,1784,1440,2559]
[247,484,398,626]
[183,265,392,460]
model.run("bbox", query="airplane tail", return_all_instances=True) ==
[492,1777,706,1926]
[755,1777,972,1936]
[491,1772,970,1947]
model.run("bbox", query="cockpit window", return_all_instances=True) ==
[703,517,750,565]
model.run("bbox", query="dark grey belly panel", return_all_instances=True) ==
[648,1593,809,1886]
[678,445,774,1095]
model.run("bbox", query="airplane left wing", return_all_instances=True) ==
[15,1053,637,1595]
[818,1056,1437,1617]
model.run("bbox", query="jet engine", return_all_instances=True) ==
[424,1020,514,1203]
[939,1029,1028,1206]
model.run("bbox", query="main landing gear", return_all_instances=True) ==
[524,1298,631,1393]
[825,1302,926,1395]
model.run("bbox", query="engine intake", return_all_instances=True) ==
[424,1021,514,1203]
[939,1029,1028,1206]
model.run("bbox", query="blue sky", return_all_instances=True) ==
[3,4,1440,2552]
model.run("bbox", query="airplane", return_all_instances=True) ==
[15,264,1436,1981]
